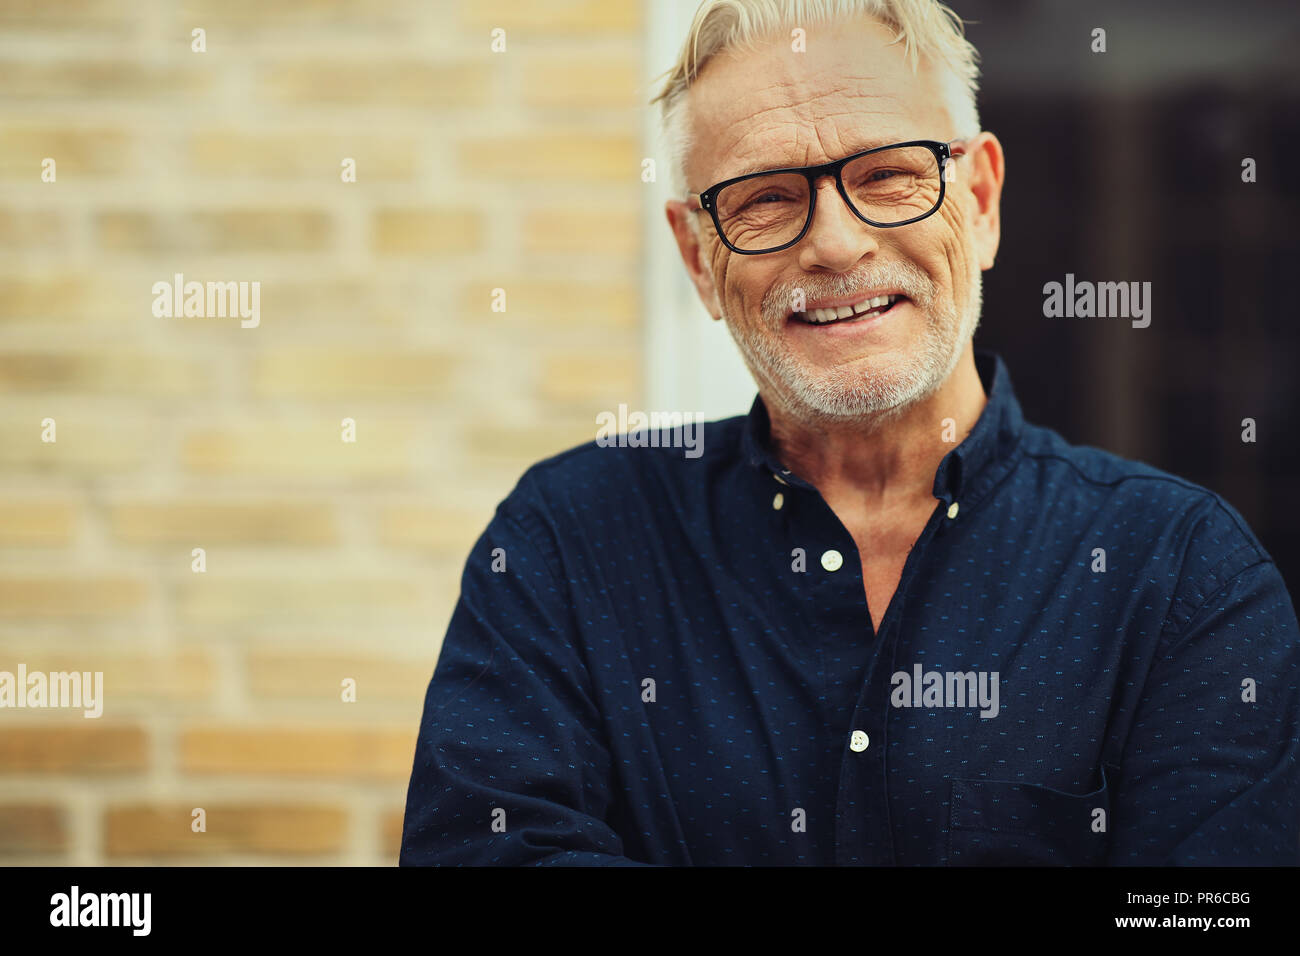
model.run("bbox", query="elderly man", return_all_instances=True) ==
[401,0,1299,865]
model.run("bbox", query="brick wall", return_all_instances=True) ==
[0,0,645,864]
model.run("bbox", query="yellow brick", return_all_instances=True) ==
[538,352,640,403]
[96,210,332,253]
[0,576,149,619]
[105,804,347,857]
[459,278,637,330]
[0,127,132,179]
[0,62,212,100]
[0,726,147,773]
[372,208,483,255]
[520,205,639,260]
[0,1,134,33]
[0,650,212,703]
[174,575,425,624]
[0,352,208,396]
[0,500,77,546]
[251,349,454,399]
[458,132,638,183]
[257,277,385,321]
[522,57,642,109]
[0,805,66,855]
[465,420,598,463]
[0,418,155,476]
[0,209,67,250]
[259,282,436,335]
[380,806,404,860]
[181,0,395,29]
[459,0,640,33]
[0,274,97,322]
[258,61,491,107]
[188,131,417,181]
[181,421,420,481]
[246,651,430,704]
[179,726,416,779]
[96,652,213,702]
[107,500,337,546]
[377,504,488,555]
[0,272,141,325]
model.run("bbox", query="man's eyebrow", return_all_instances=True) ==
[717,140,899,181]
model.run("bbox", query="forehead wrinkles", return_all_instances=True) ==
[688,15,944,174]
[707,89,909,183]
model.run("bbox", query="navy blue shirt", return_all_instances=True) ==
[401,350,1299,866]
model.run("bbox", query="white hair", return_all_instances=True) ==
[650,0,982,205]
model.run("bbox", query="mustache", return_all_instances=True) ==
[762,261,936,324]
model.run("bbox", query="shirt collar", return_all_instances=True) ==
[740,348,1025,508]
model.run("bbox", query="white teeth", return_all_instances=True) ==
[796,294,899,324]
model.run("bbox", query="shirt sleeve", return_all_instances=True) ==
[1106,529,1300,865]
[399,483,654,866]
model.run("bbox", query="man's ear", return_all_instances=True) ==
[962,132,1005,271]
[665,199,723,320]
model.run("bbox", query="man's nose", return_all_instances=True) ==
[797,177,880,268]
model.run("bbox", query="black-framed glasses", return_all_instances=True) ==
[688,139,967,255]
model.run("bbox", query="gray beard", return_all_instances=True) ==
[720,254,983,425]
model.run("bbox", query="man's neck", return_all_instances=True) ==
[765,344,987,510]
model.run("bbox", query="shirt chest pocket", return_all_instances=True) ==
[946,764,1117,866]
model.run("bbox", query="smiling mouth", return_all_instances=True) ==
[790,294,904,325]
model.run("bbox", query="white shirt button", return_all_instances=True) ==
[772,492,784,511]
[947,501,959,519]
[849,730,869,752]
[773,473,788,486]
[820,549,843,572]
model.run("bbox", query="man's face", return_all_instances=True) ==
[668,17,1003,422]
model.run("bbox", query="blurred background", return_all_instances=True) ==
[0,0,1295,864]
